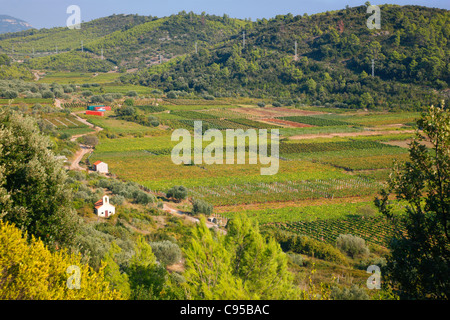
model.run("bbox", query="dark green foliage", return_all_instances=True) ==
[271,230,348,264]
[336,234,370,258]
[149,240,182,265]
[375,105,450,300]
[166,185,188,202]
[122,5,448,110]
[192,198,213,216]
[0,110,81,248]
[0,54,11,66]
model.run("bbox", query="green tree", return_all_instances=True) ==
[336,234,370,258]
[103,242,131,299]
[0,110,80,248]
[127,236,167,300]
[192,198,213,215]
[182,218,250,299]
[225,215,299,299]
[375,105,450,299]
[166,185,188,202]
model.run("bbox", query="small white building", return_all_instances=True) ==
[93,161,108,174]
[95,196,115,218]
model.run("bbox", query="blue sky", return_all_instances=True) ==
[2,0,449,29]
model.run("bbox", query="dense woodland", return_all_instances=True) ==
[122,5,450,110]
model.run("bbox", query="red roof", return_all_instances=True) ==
[93,161,103,165]
[94,199,103,209]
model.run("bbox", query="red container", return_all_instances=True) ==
[86,110,105,116]
[94,106,111,111]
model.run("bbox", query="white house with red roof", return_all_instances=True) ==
[95,195,115,218]
[93,161,108,173]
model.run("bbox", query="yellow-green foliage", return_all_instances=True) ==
[0,220,122,300]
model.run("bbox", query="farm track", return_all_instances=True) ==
[163,203,225,233]
[55,99,103,170]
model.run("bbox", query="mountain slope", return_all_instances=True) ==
[0,13,248,71]
[121,5,449,110]
[0,15,32,34]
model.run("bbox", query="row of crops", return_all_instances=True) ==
[188,177,383,206]
[62,102,89,109]
[271,215,402,247]
[278,116,355,127]
[135,105,168,113]
[279,140,401,154]
[172,118,281,130]
[42,116,88,129]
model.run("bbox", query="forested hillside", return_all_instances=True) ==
[0,13,248,71]
[121,5,450,110]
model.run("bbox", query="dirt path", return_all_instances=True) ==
[163,203,225,233]
[288,129,415,140]
[54,99,103,170]
[69,145,92,171]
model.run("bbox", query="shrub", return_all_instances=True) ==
[166,91,178,99]
[42,90,54,99]
[273,230,348,265]
[336,234,370,258]
[110,195,125,206]
[123,98,134,106]
[330,285,369,300]
[126,90,138,97]
[166,185,188,202]
[192,198,213,215]
[0,220,121,299]
[287,253,305,267]
[202,94,215,100]
[272,101,282,107]
[149,240,182,266]
[257,102,266,108]
[134,191,155,205]
[91,95,104,103]
[2,90,18,99]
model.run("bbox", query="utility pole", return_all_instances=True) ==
[371,59,375,77]
[294,41,298,61]
[56,46,58,54]
[159,54,162,64]
[81,40,84,52]
[371,47,378,77]
[195,41,198,54]
[101,48,104,60]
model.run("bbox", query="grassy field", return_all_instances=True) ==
[90,106,418,206]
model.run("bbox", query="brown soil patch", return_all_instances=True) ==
[381,139,434,149]
[289,129,415,140]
